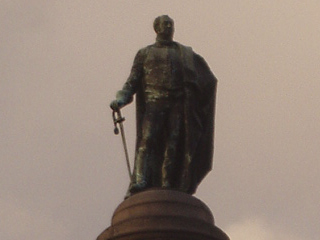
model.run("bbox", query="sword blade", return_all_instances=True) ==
[117,113,132,180]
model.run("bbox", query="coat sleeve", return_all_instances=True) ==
[116,49,145,105]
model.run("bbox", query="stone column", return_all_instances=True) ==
[97,189,229,240]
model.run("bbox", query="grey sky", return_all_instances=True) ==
[1,1,319,239]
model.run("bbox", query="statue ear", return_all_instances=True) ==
[154,26,160,33]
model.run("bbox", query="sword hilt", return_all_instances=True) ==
[112,110,125,135]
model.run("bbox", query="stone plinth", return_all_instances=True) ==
[97,189,229,240]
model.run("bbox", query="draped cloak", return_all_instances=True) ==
[119,42,217,194]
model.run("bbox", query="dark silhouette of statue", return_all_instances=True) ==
[110,15,217,197]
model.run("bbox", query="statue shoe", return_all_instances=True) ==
[162,181,171,188]
[129,181,148,193]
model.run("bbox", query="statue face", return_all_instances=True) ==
[156,16,174,39]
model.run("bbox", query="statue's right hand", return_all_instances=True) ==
[110,100,119,111]
[110,99,125,111]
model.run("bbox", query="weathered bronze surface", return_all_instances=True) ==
[110,15,217,197]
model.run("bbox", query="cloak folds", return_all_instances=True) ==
[134,43,217,194]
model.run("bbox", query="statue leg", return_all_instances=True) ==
[162,100,183,188]
[130,103,166,193]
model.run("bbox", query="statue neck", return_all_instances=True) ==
[156,35,174,46]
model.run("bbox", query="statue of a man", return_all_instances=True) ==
[111,15,217,197]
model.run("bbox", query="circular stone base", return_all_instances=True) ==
[97,189,229,240]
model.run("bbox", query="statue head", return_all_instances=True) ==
[153,15,174,41]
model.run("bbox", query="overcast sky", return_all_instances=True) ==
[1,1,320,240]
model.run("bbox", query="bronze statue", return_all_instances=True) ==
[110,15,217,197]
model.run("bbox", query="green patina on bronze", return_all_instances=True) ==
[111,15,217,198]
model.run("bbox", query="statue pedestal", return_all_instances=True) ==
[97,189,229,240]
